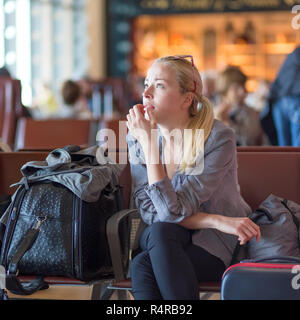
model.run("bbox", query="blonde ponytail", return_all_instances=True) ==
[178,95,214,174]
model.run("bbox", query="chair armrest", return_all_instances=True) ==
[106,208,139,281]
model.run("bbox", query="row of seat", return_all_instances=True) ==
[1,146,300,299]
[0,77,27,149]
[0,117,128,152]
[8,116,300,153]
[108,146,300,296]
[0,76,130,151]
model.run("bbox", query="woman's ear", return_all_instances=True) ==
[182,92,194,110]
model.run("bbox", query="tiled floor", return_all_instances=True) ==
[8,285,94,300]
[7,285,132,300]
[7,286,220,300]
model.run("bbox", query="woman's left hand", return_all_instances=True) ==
[126,104,157,145]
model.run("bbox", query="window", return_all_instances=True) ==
[0,0,88,107]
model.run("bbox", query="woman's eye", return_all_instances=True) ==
[144,83,164,89]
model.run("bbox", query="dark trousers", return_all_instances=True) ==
[130,222,226,300]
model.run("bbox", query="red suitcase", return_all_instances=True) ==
[221,257,300,300]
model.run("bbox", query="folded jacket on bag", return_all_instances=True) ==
[0,145,126,225]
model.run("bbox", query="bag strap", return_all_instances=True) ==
[0,289,8,300]
[229,241,242,266]
[0,222,5,249]
[5,219,49,296]
[281,199,300,249]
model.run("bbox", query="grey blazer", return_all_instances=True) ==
[126,119,252,268]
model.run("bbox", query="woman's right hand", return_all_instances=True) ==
[215,215,261,245]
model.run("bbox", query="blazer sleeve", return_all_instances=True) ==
[127,132,158,225]
[127,126,236,224]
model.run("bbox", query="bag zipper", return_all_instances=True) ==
[223,262,299,279]
[72,195,83,278]
[77,198,83,278]
[72,194,78,278]
[0,187,26,268]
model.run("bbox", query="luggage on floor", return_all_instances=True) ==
[247,194,300,261]
[223,194,300,300]
[0,145,128,296]
[221,256,300,300]
[0,195,11,255]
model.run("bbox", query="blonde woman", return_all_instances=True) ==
[126,56,260,300]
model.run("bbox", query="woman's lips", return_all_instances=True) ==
[144,104,155,110]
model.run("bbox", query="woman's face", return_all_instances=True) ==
[143,62,189,127]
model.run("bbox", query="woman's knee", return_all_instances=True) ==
[144,222,189,249]
[148,222,176,240]
[130,251,163,300]
[130,251,150,276]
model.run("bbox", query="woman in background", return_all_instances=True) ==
[265,46,300,146]
[214,66,265,146]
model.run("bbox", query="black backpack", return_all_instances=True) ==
[0,149,128,296]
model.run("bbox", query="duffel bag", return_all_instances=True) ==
[221,256,300,300]
[230,194,300,266]
[0,145,128,296]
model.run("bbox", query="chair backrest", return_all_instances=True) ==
[15,118,96,151]
[0,77,25,149]
[0,152,48,195]
[2,149,298,217]
[237,151,300,210]
[88,78,130,117]
[237,146,300,152]
[116,148,300,213]
[0,138,12,152]
[104,77,130,116]
[98,118,127,152]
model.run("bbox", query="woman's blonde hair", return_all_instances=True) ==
[154,56,215,174]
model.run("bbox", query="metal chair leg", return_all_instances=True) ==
[91,281,114,300]
[200,292,215,300]
[116,290,130,300]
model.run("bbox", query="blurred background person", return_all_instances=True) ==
[262,46,300,146]
[245,79,271,112]
[31,82,59,119]
[60,79,93,119]
[214,66,265,146]
[77,78,94,112]
[201,70,219,108]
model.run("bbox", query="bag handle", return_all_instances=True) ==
[5,218,49,296]
[244,256,300,264]
[250,208,273,222]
